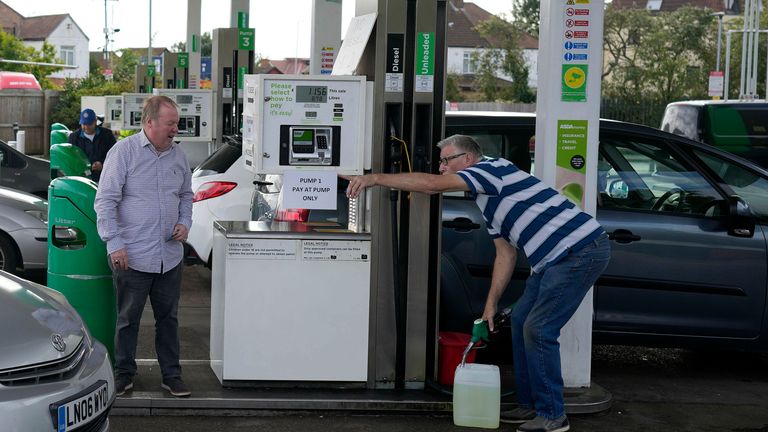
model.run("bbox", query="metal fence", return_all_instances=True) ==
[0,90,60,156]
[600,97,668,128]
[449,99,668,129]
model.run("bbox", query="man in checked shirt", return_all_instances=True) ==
[95,95,194,398]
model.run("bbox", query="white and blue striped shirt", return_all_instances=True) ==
[95,130,193,273]
[457,158,604,273]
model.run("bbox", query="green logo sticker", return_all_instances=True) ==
[561,64,587,102]
[555,119,589,207]
[238,12,249,29]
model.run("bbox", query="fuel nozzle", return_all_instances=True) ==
[460,304,515,367]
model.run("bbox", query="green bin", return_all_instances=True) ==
[50,144,91,179]
[50,123,70,146]
[47,176,115,361]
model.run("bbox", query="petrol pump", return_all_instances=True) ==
[80,95,123,131]
[133,64,155,93]
[211,26,255,142]
[351,0,448,389]
[120,93,151,131]
[162,51,190,89]
[210,74,372,385]
[152,88,214,167]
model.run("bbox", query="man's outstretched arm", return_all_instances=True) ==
[342,172,469,198]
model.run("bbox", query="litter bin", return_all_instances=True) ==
[438,331,477,386]
[50,123,70,146]
[50,143,91,179]
[47,176,115,361]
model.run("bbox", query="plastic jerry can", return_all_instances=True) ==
[452,363,500,428]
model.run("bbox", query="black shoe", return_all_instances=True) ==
[517,415,570,432]
[500,407,537,424]
[161,377,191,397]
[115,375,133,397]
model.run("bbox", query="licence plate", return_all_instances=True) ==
[52,380,110,432]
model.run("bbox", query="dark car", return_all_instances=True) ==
[0,138,50,199]
[660,100,768,168]
[443,111,768,352]
[210,112,768,353]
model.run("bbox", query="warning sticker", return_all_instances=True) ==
[302,240,370,261]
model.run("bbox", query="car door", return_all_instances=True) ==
[594,130,768,341]
[0,142,27,191]
[440,122,534,332]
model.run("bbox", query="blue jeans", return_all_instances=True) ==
[511,233,610,419]
[112,263,183,380]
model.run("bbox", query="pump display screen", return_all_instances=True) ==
[296,86,328,103]
[176,94,193,104]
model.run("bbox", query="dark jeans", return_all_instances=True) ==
[111,263,183,380]
[511,233,611,419]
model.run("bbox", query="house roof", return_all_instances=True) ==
[0,1,24,35]
[610,0,743,14]
[447,0,538,50]
[0,1,87,42]
[257,58,310,75]
[16,14,68,41]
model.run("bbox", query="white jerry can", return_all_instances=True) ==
[452,363,501,429]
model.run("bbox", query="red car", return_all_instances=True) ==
[0,72,41,90]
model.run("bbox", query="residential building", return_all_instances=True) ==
[256,58,311,75]
[0,1,89,79]
[446,0,539,93]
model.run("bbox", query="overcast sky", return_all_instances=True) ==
[3,0,513,60]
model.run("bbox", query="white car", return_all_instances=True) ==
[0,270,115,431]
[186,138,253,266]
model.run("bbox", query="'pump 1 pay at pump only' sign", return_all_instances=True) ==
[283,171,338,210]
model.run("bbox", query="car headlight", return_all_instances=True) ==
[25,209,48,224]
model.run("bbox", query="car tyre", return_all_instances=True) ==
[0,233,20,274]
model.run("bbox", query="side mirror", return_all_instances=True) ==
[608,180,629,199]
[727,195,755,237]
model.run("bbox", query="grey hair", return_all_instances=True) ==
[142,95,178,125]
[437,134,483,161]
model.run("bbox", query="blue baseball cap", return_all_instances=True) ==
[79,108,96,125]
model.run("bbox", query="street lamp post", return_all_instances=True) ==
[713,12,725,71]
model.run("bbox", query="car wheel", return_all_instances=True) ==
[0,233,19,274]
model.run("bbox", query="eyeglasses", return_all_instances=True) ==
[439,152,466,165]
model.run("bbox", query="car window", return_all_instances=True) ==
[598,135,723,216]
[193,143,241,177]
[693,150,768,221]
[0,144,25,169]
[660,105,700,141]
[442,127,533,197]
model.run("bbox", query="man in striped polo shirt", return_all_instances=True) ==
[344,134,610,432]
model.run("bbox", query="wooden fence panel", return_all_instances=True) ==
[0,90,59,156]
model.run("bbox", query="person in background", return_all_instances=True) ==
[343,134,610,432]
[67,108,116,182]
[95,95,193,398]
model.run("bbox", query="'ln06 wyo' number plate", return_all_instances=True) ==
[51,380,110,432]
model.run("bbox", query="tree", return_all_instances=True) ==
[171,32,213,57]
[445,74,464,102]
[512,0,540,37]
[0,29,63,88]
[472,16,535,103]
[602,6,716,103]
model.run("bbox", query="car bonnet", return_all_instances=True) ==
[0,273,84,371]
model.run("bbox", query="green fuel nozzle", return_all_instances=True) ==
[460,304,516,366]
